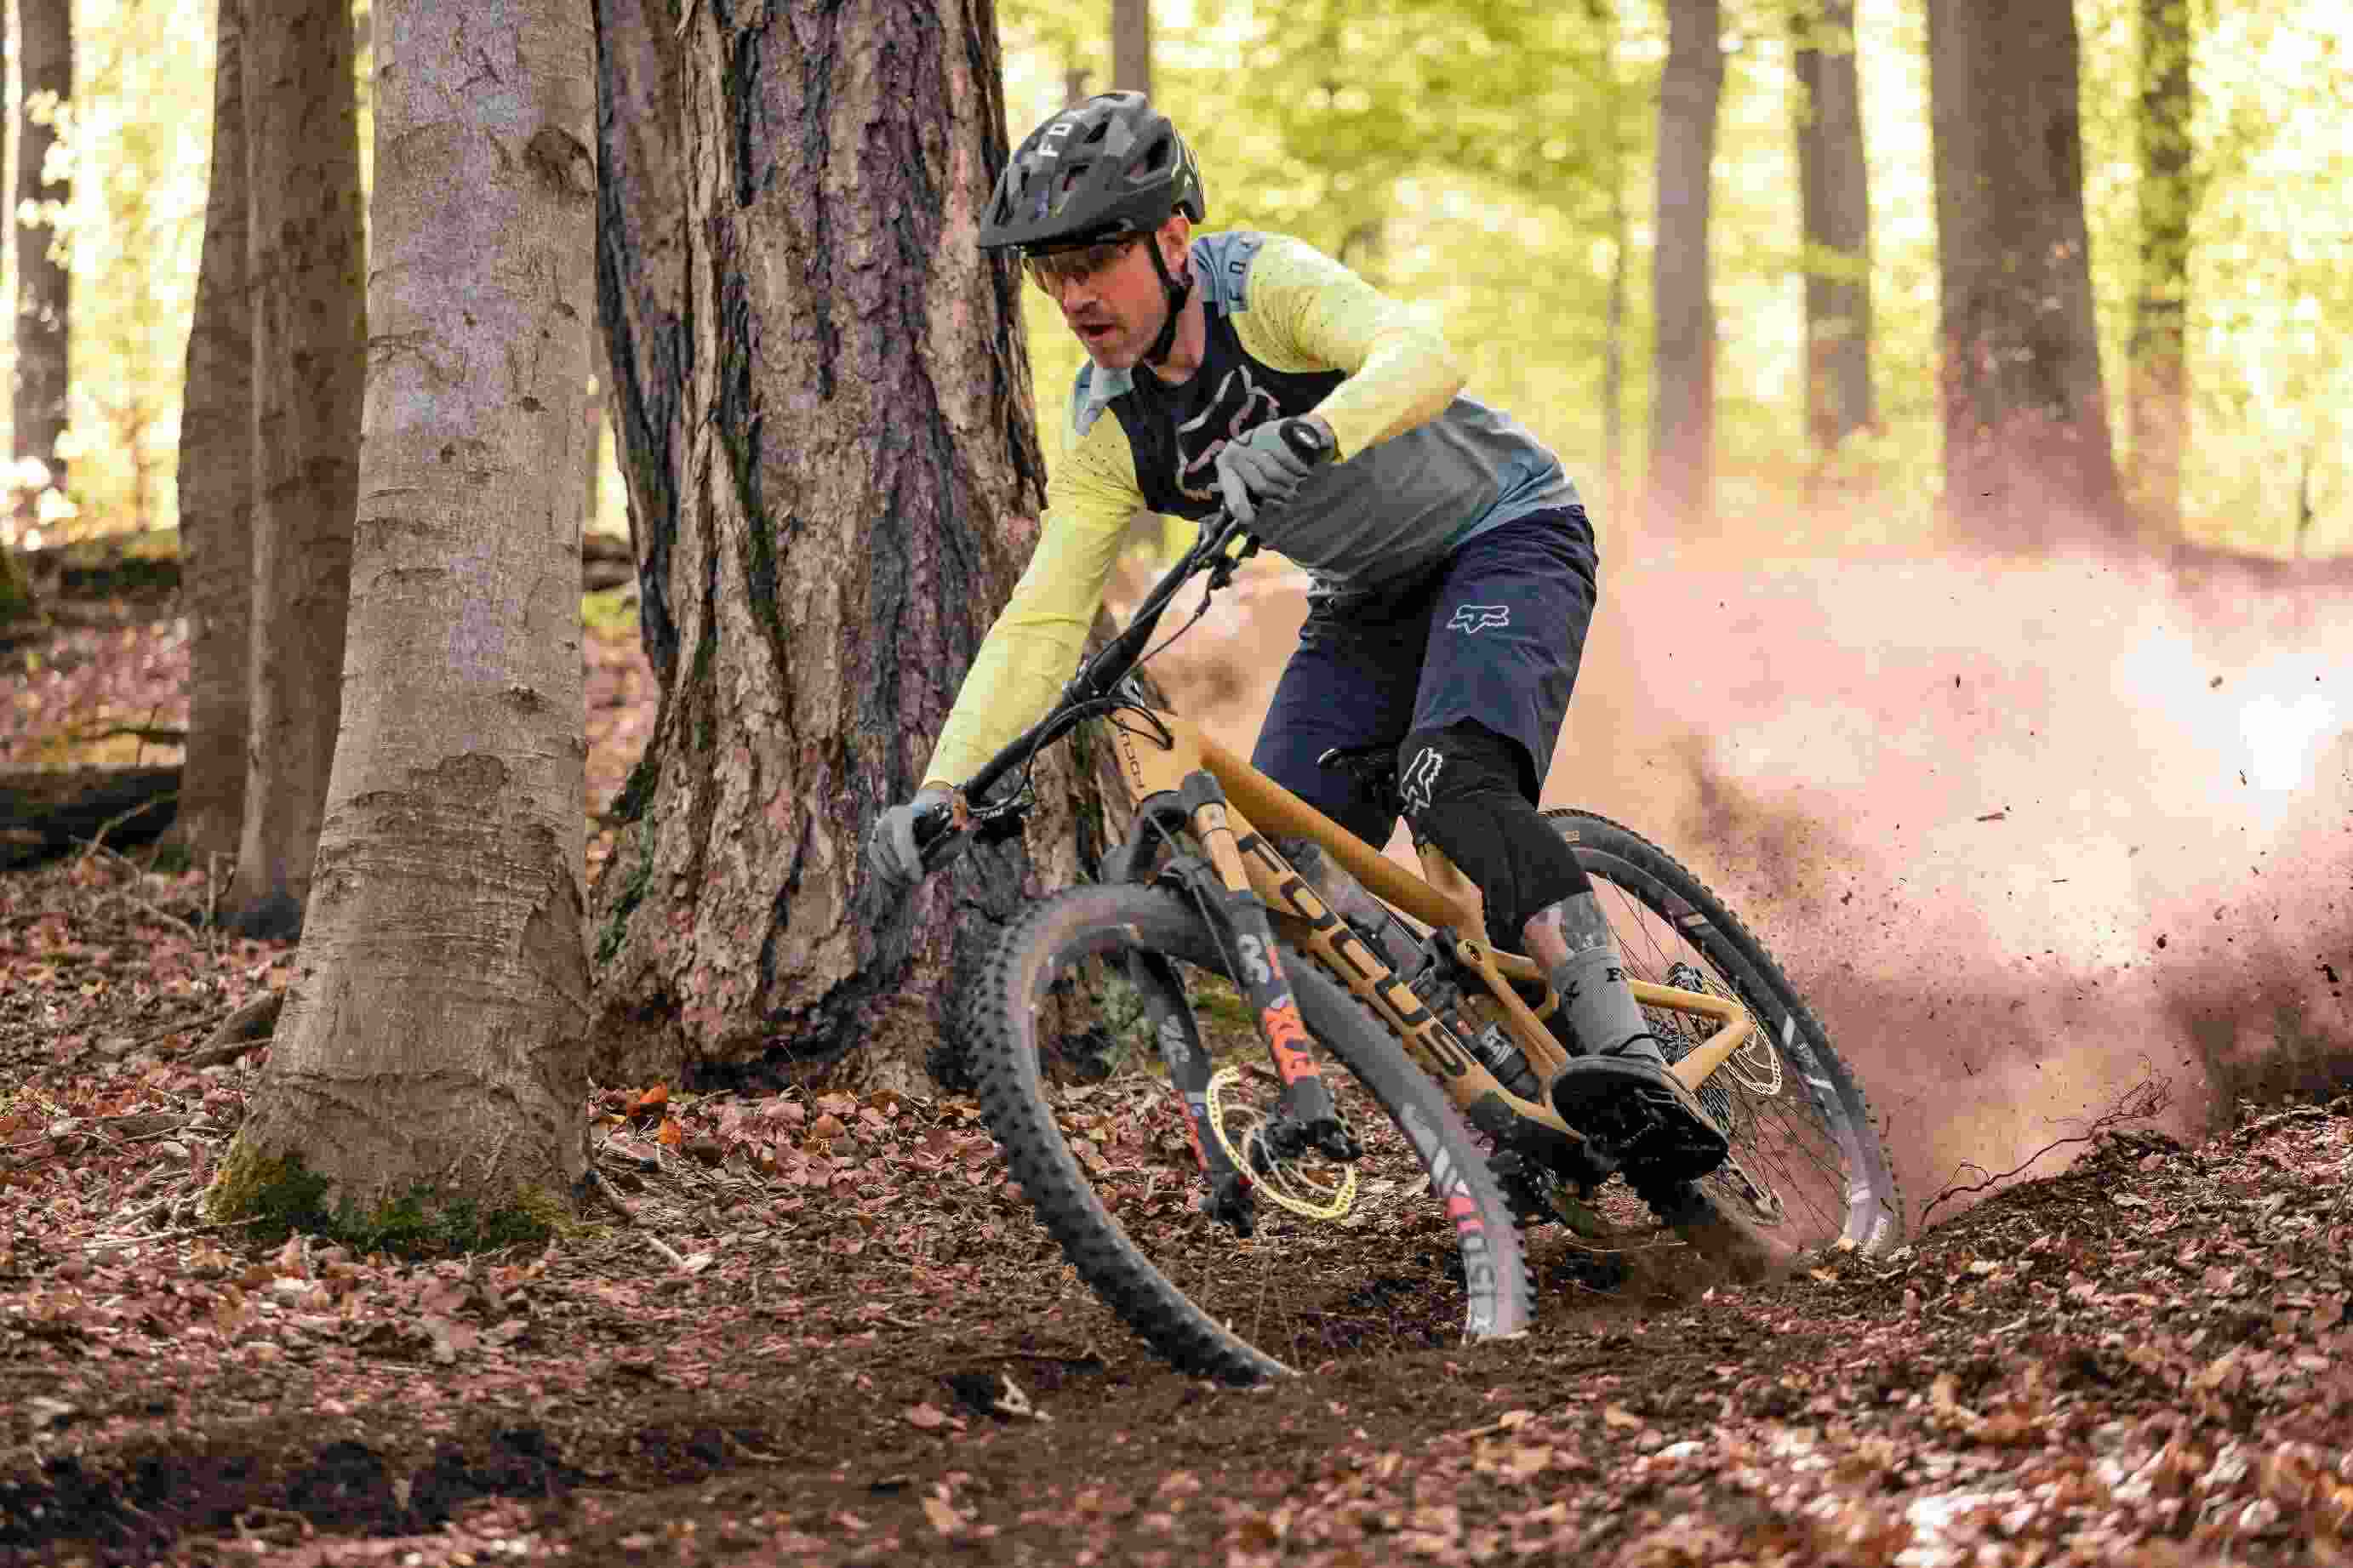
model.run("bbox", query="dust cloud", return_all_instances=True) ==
[1118,527,2353,1225]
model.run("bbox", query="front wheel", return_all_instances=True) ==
[1549,810,1905,1268]
[967,883,1533,1383]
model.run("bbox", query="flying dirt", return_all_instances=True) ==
[1120,531,2353,1219]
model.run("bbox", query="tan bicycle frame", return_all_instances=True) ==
[1105,709,1757,1139]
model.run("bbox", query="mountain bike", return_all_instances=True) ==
[911,447,1904,1383]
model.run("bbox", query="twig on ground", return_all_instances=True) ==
[80,1216,261,1248]
[646,1234,688,1269]
[128,1012,214,1051]
[181,992,284,1069]
[584,1166,640,1225]
[1921,1075,2172,1229]
[73,802,175,872]
[96,885,201,944]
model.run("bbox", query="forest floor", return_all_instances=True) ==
[4,594,2352,1567]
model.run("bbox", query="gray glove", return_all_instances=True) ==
[1213,419,1317,525]
[867,785,952,892]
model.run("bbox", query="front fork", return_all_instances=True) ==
[1110,770,1360,1234]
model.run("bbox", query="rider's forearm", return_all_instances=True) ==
[925,613,1094,787]
[1309,315,1465,459]
[1236,237,1466,461]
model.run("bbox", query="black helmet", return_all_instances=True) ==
[979,92,1205,253]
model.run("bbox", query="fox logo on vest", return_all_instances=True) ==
[1447,603,1511,634]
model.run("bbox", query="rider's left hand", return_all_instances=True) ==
[1213,419,1317,526]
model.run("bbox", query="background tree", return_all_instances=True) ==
[1645,0,1723,530]
[214,0,597,1239]
[168,0,251,866]
[226,0,364,936]
[1793,0,1875,457]
[2129,0,2193,532]
[1926,0,2125,547]
[589,0,1119,1087]
[14,0,71,505]
[1111,0,1148,94]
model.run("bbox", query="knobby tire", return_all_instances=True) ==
[1550,810,1905,1268]
[968,883,1534,1383]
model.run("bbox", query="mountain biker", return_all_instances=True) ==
[867,91,1725,1188]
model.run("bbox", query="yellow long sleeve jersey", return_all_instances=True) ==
[925,231,1579,786]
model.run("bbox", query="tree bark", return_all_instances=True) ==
[225,0,595,1226]
[1926,0,2127,548]
[1644,0,1722,533]
[1111,0,1151,95]
[1793,0,1875,456]
[171,0,254,866]
[14,0,71,499]
[2130,0,2192,533]
[590,0,1123,1091]
[229,0,365,936]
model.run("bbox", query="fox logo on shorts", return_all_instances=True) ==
[1447,603,1511,634]
[1401,746,1444,814]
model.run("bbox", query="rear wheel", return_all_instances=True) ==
[967,882,1533,1383]
[1547,810,1905,1268]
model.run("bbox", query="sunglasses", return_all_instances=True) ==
[1022,236,1143,291]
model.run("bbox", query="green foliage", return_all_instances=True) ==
[0,0,2339,562]
[206,1136,570,1257]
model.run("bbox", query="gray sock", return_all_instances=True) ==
[1545,894,1663,1064]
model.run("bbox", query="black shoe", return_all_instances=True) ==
[1548,1042,1728,1186]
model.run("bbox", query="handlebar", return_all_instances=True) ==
[916,416,1336,867]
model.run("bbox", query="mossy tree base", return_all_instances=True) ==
[205,1135,580,1257]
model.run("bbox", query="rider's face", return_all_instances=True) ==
[1030,219,1189,370]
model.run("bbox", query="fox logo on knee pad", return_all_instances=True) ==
[1446,603,1511,634]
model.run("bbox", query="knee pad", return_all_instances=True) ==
[1396,722,1589,946]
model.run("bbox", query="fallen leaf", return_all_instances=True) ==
[906,1403,949,1430]
[1602,1404,1642,1429]
[656,1117,684,1149]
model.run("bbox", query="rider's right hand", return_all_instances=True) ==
[867,785,952,892]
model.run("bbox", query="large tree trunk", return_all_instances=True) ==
[219,0,595,1232]
[1926,0,2126,548]
[2129,0,2192,534]
[170,0,254,866]
[14,0,71,500]
[1111,0,1151,94]
[589,0,1118,1090]
[1644,0,1722,532]
[1793,0,1875,456]
[228,0,365,937]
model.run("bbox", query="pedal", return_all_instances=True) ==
[1260,1110,1361,1166]
[1199,1170,1256,1237]
[1550,1058,1728,1187]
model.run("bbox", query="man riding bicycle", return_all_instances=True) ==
[869,91,1726,1190]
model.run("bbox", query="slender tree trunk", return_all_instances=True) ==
[1111,0,1150,94]
[1793,0,1875,456]
[1644,0,1722,532]
[171,0,254,865]
[1926,0,2126,548]
[221,0,595,1230]
[589,0,1121,1089]
[228,0,366,936]
[1585,0,1627,521]
[2130,0,2192,533]
[14,0,71,500]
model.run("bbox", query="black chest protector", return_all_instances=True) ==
[1100,237,1345,519]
